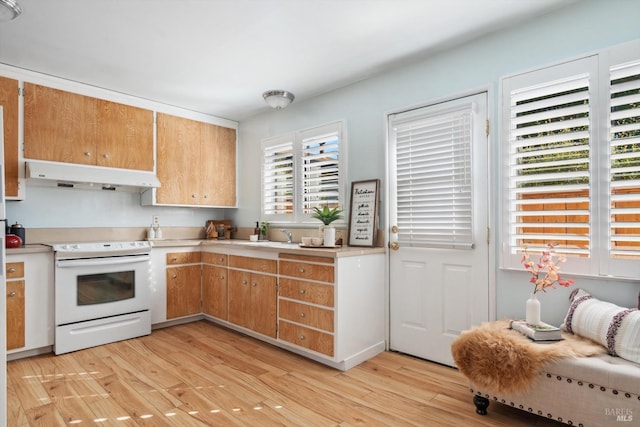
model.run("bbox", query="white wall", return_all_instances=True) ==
[234,0,640,325]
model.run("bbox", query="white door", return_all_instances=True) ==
[388,92,489,367]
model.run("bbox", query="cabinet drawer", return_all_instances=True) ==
[279,260,334,283]
[202,252,228,266]
[279,299,334,332]
[6,262,24,279]
[278,278,334,307]
[167,251,201,265]
[229,255,277,274]
[279,320,334,357]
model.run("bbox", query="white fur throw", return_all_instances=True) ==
[563,288,640,364]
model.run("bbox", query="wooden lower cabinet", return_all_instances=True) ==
[166,264,201,319]
[6,279,25,350]
[153,247,385,371]
[228,269,277,338]
[202,264,228,320]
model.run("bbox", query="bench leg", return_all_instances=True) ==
[473,395,489,415]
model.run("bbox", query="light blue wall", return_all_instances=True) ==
[6,185,224,229]
[234,0,640,324]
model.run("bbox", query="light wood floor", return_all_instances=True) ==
[7,321,564,426]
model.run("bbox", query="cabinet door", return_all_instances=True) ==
[228,269,251,328]
[166,265,201,319]
[201,122,236,206]
[6,280,25,350]
[24,83,97,165]
[202,264,228,320]
[251,273,277,338]
[0,76,19,197]
[156,113,202,205]
[96,100,154,171]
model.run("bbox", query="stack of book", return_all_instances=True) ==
[511,320,563,341]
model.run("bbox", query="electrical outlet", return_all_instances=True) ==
[153,215,159,225]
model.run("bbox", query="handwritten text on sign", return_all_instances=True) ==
[350,181,378,245]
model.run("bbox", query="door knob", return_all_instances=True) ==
[389,242,400,251]
[391,225,399,233]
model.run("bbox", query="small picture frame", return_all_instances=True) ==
[348,179,380,247]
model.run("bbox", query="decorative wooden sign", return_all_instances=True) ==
[348,179,380,247]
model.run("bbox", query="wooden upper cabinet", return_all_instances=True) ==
[156,112,237,206]
[96,99,153,171]
[23,83,153,171]
[0,76,20,197]
[201,122,236,206]
[157,113,201,205]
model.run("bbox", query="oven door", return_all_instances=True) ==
[55,254,151,325]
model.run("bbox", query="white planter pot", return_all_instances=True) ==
[323,226,336,247]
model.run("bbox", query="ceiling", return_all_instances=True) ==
[0,0,575,122]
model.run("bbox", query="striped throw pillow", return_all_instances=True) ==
[563,289,640,364]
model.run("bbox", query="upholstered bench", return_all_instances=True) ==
[454,288,640,427]
[470,353,640,426]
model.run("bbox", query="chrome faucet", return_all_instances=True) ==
[281,229,292,243]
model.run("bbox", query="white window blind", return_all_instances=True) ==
[261,121,345,223]
[502,41,640,279]
[609,61,640,259]
[391,104,474,249]
[262,138,294,216]
[300,129,340,213]
[508,73,591,257]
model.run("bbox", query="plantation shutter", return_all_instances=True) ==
[299,124,341,213]
[391,103,474,249]
[507,73,591,257]
[609,60,640,259]
[262,138,294,216]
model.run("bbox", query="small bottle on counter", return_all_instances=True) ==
[147,224,156,240]
[155,225,163,240]
[254,221,260,236]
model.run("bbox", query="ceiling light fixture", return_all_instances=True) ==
[0,0,22,21]
[263,90,295,109]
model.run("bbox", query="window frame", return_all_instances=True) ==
[261,120,347,225]
[500,40,640,280]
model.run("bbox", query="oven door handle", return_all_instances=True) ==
[56,255,151,268]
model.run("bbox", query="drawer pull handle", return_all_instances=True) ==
[171,257,178,261]
[84,151,92,157]
[8,292,16,297]
[299,268,305,273]
[252,282,257,287]
[299,289,306,294]
[171,274,177,279]
[299,312,305,318]
[8,268,15,273]
[219,257,224,262]
[219,275,225,280]
[242,280,248,285]
[299,335,305,341]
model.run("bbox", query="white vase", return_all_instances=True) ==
[323,226,336,247]
[526,293,541,325]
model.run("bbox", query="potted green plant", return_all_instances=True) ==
[311,205,343,246]
[259,221,269,241]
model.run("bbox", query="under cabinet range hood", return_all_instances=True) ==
[26,160,161,192]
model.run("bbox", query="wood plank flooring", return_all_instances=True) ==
[7,321,564,426]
